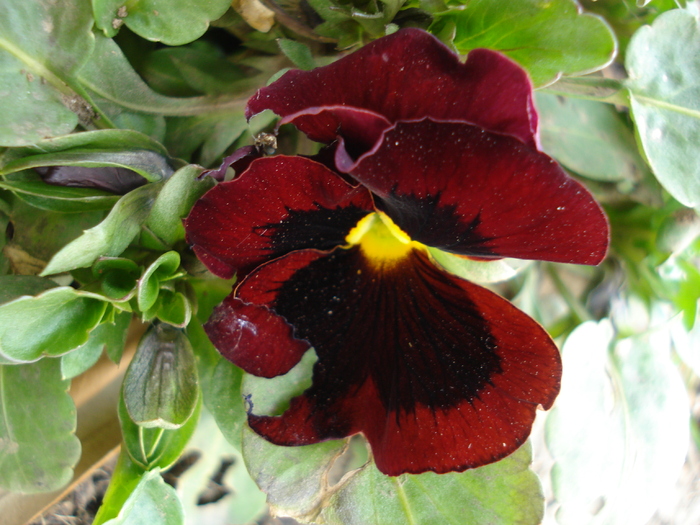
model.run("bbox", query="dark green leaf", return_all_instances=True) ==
[535,92,650,182]
[165,113,249,166]
[432,0,617,86]
[0,180,119,213]
[93,451,145,525]
[626,8,700,207]
[145,165,214,247]
[278,39,316,70]
[41,183,161,275]
[0,358,81,493]
[123,324,199,429]
[0,275,57,305]
[0,285,107,362]
[94,258,141,300]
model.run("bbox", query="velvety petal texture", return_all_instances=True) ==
[184,156,373,279]
[246,28,539,151]
[341,119,609,265]
[224,246,560,475]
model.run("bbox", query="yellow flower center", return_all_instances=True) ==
[346,212,422,268]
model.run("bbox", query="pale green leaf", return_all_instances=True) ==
[0,285,107,363]
[536,92,650,182]
[626,8,700,207]
[0,0,95,145]
[0,358,81,493]
[547,320,689,525]
[103,469,185,525]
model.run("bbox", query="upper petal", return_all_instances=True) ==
[246,28,539,150]
[184,156,373,279]
[232,246,561,475]
[343,119,609,265]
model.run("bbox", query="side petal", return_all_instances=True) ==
[246,28,538,149]
[235,246,561,475]
[345,119,609,265]
[206,297,310,378]
[184,156,373,278]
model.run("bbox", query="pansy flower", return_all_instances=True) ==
[185,29,609,476]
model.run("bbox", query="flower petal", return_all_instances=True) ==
[184,156,373,278]
[246,28,539,150]
[206,297,310,378]
[343,119,609,265]
[232,246,561,475]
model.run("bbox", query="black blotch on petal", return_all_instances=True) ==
[272,247,502,419]
[260,204,370,258]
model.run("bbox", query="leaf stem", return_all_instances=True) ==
[546,263,592,324]
[541,76,630,107]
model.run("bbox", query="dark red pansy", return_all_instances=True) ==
[184,155,373,279]
[338,118,609,265]
[185,28,610,476]
[246,28,539,156]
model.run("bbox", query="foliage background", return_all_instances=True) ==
[1,0,700,524]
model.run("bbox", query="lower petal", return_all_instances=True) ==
[234,246,561,475]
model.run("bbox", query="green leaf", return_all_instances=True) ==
[60,331,105,379]
[0,358,81,493]
[61,309,131,377]
[547,320,688,525]
[145,164,214,247]
[137,251,182,312]
[0,275,57,305]
[164,113,249,167]
[94,258,141,301]
[98,0,231,46]
[41,183,161,275]
[93,451,145,525]
[428,247,526,283]
[102,468,185,525]
[119,387,202,470]
[0,284,107,362]
[626,8,700,207]
[278,39,316,71]
[123,324,199,429]
[0,0,95,145]
[0,180,119,213]
[0,129,173,182]
[536,92,651,182]
[153,289,192,328]
[77,33,250,117]
[242,426,348,518]
[432,0,617,86]
[319,444,542,525]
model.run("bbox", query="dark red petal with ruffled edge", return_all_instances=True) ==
[341,119,609,265]
[231,246,561,475]
[206,298,310,378]
[184,156,373,279]
[246,28,538,150]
